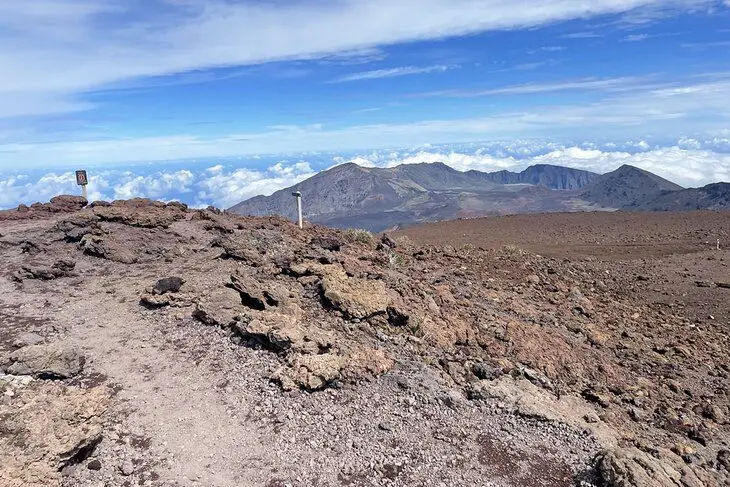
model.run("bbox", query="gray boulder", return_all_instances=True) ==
[3,344,84,379]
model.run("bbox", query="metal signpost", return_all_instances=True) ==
[75,170,89,200]
[292,191,303,229]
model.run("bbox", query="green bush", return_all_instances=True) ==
[388,252,405,267]
[345,228,374,244]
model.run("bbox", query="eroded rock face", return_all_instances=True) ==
[2,344,84,379]
[0,195,87,221]
[597,447,710,487]
[12,259,76,281]
[274,348,393,391]
[91,200,186,228]
[233,312,329,354]
[81,234,138,264]
[321,276,389,319]
[0,383,109,487]
[232,309,393,390]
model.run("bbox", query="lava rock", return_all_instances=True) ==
[3,344,85,379]
[119,460,135,476]
[152,277,184,295]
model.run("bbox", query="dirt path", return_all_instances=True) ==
[57,275,271,486]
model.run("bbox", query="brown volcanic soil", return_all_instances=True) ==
[0,201,729,487]
[399,211,730,327]
[398,211,729,259]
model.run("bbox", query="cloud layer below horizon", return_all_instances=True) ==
[2,143,728,211]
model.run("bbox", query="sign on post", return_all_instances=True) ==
[76,170,88,199]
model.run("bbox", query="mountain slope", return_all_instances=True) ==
[471,164,599,190]
[228,162,581,230]
[634,182,730,211]
[228,161,725,232]
[388,161,501,191]
[581,165,683,208]
[230,162,425,222]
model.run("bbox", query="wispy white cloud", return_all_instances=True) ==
[623,33,651,41]
[528,46,566,53]
[418,76,652,97]
[560,31,603,39]
[0,0,724,119]
[331,65,453,83]
[499,60,560,72]
[682,40,730,49]
[317,48,389,66]
[2,75,730,167]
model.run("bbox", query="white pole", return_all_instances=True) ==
[82,185,88,200]
[293,191,303,229]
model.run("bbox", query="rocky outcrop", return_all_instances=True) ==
[91,200,186,228]
[2,344,85,379]
[2,197,729,486]
[0,195,87,221]
[598,447,710,487]
[80,234,138,264]
[12,259,76,281]
[321,276,389,319]
[471,164,600,190]
[0,383,109,487]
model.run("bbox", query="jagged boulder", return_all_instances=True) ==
[321,276,389,319]
[2,344,85,379]
[233,311,331,354]
[0,383,109,487]
[12,259,76,281]
[153,276,184,295]
[274,348,392,391]
[598,447,708,487]
[192,287,244,328]
[92,201,185,228]
[48,195,88,212]
[80,234,137,264]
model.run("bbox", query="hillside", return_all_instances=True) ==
[581,164,684,208]
[0,198,728,486]
[470,164,599,190]
[229,162,728,231]
[229,162,593,230]
[633,182,730,211]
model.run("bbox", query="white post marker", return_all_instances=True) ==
[292,191,303,229]
[75,170,89,200]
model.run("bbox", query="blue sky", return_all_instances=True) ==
[1,0,730,208]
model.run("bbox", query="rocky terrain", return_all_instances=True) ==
[229,162,728,232]
[228,162,608,231]
[580,166,684,209]
[1,197,729,487]
[469,164,599,190]
[633,184,730,212]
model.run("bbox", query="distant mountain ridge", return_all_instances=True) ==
[469,164,599,190]
[581,165,684,208]
[633,182,730,211]
[229,161,727,231]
